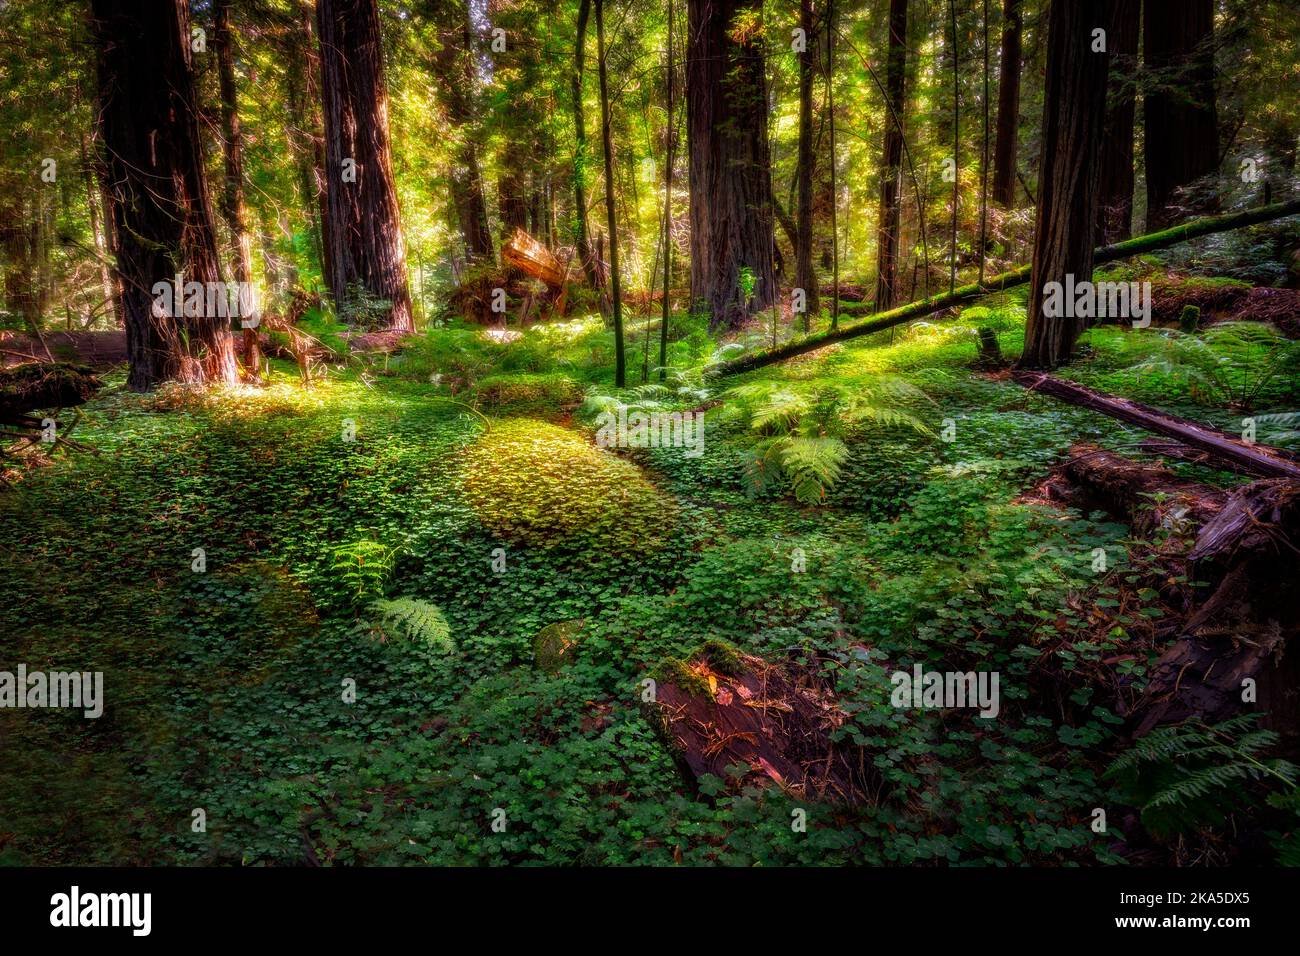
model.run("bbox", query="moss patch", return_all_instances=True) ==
[460,418,676,550]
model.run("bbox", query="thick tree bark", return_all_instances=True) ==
[1096,0,1139,243]
[713,199,1300,376]
[215,0,261,377]
[1018,0,1111,370]
[873,0,908,312]
[795,0,820,327]
[432,0,493,263]
[687,0,777,330]
[91,0,237,391]
[595,0,626,386]
[990,0,1022,208]
[1144,0,1220,231]
[316,0,412,331]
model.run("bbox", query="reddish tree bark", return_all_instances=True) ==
[990,0,1022,207]
[794,0,820,326]
[1018,0,1111,369]
[316,0,412,331]
[1144,0,1220,231]
[686,0,777,330]
[1095,0,1139,243]
[91,0,237,391]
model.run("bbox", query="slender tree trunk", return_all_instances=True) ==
[1144,0,1219,231]
[947,0,959,294]
[991,0,1022,207]
[686,0,777,330]
[78,126,117,327]
[316,0,412,331]
[977,0,990,283]
[795,0,820,329]
[1018,0,1111,370]
[874,0,908,312]
[570,0,603,294]
[1096,0,1139,243]
[596,0,625,386]
[215,0,261,378]
[826,0,839,329]
[91,0,237,391]
[659,0,677,381]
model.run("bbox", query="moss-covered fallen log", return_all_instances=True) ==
[712,199,1300,377]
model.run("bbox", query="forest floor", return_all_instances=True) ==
[2,282,1298,866]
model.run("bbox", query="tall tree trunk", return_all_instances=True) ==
[659,0,677,381]
[1144,0,1219,231]
[873,0,908,312]
[432,0,493,263]
[91,0,237,391]
[795,0,820,328]
[215,0,261,377]
[316,0,412,331]
[571,0,602,292]
[1018,0,1111,370]
[595,0,626,386]
[1096,0,1139,243]
[947,0,960,294]
[826,0,840,329]
[990,0,1022,207]
[686,0,776,331]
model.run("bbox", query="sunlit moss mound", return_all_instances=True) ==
[461,418,676,549]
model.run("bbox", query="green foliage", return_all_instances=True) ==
[372,596,454,652]
[474,372,584,416]
[459,417,676,550]
[1106,715,1299,847]
[332,538,398,604]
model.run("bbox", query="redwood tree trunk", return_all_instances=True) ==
[1017,0,1111,370]
[990,0,1022,207]
[795,0,820,326]
[873,0,908,312]
[1095,0,1139,243]
[596,0,626,386]
[316,0,413,331]
[91,0,237,391]
[215,0,261,376]
[432,0,493,263]
[1144,0,1220,231]
[687,0,777,330]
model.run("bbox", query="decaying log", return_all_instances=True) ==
[1046,443,1300,739]
[0,363,102,421]
[646,643,880,805]
[1014,371,1300,481]
[501,228,569,289]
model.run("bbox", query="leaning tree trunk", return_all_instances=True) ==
[215,0,261,377]
[794,0,820,327]
[990,0,1022,207]
[1095,0,1139,244]
[91,0,237,391]
[873,0,908,312]
[687,0,777,330]
[316,0,412,331]
[571,0,602,292]
[1144,0,1219,231]
[1017,0,1111,370]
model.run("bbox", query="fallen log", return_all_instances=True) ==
[712,199,1300,376]
[645,640,879,805]
[1043,443,1300,740]
[1012,371,1300,481]
[0,363,102,421]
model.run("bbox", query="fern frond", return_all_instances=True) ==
[371,597,454,652]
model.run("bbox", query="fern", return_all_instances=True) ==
[371,597,454,652]
[1105,715,1299,854]
[725,376,933,504]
